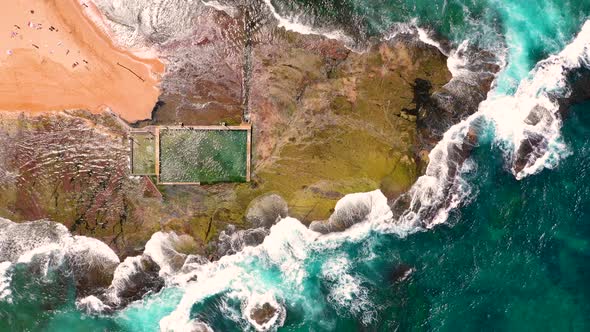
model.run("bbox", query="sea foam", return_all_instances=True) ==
[483,20,590,178]
[0,261,12,303]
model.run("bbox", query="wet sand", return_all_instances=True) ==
[0,0,164,122]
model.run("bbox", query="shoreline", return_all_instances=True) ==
[0,0,164,123]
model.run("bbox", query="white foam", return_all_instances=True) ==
[416,26,445,54]
[160,190,395,331]
[483,20,590,178]
[69,235,121,270]
[0,219,71,263]
[90,0,198,48]
[243,292,286,331]
[333,190,393,225]
[201,0,238,17]
[447,40,470,77]
[77,295,111,314]
[143,232,185,277]
[0,262,12,303]
[261,218,318,286]
[383,112,477,232]
[322,256,374,324]
[263,0,355,46]
[16,243,62,265]
[107,256,144,306]
[385,19,447,54]
[159,262,243,331]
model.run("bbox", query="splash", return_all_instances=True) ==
[0,261,12,303]
[482,20,590,178]
[262,0,356,48]
[388,19,590,234]
[158,190,394,331]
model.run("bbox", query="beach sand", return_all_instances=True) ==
[0,0,164,122]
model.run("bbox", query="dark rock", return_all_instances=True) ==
[104,255,164,309]
[250,302,278,326]
[513,64,590,175]
[524,105,552,126]
[214,226,269,257]
[181,254,210,273]
[418,44,501,147]
[388,263,414,284]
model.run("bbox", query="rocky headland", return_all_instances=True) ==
[0,0,498,278]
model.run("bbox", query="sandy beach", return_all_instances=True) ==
[0,0,164,122]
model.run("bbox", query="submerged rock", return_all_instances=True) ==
[388,263,415,284]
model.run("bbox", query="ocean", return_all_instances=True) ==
[2,0,590,330]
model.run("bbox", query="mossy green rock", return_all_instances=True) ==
[244,35,451,223]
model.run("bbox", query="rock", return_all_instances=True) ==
[244,293,287,331]
[418,44,501,147]
[105,255,164,308]
[388,263,414,284]
[180,254,210,273]
[524,105,552,126]
[249,302,278,326]
[0,218,120,297]
[67,236,121,297]
[245,194,288,228]
[214,226,269,257]
[309,190,391,233]
[513,60,590,175]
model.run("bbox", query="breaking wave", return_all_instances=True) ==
[483,20,590,178]
[262,0,357,48]
[390,19,590,232]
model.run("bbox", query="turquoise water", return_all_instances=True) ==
[2,0,590,331]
